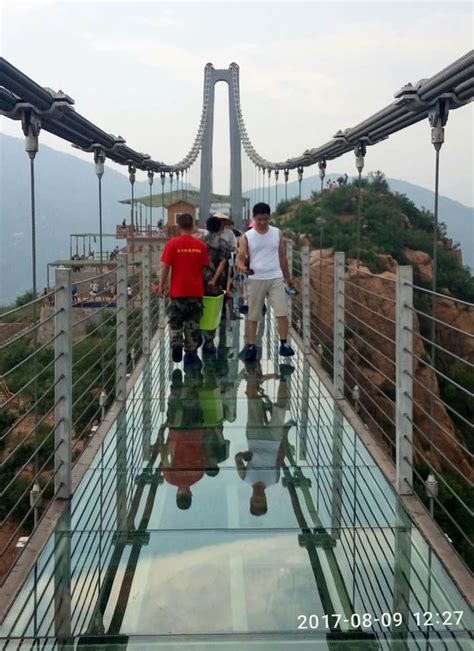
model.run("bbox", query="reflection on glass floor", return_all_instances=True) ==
[1,311,472,650]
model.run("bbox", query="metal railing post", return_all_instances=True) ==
[331,404,344,538]
[286,238,293,325]
[396,265,413,495]
[158,297,166,329]
[54,267,72,500]
[142,245,151,356]
[116,253,128,401]
[301,239,311,355]
[299,357,310,460]
[334,252,345,399]
[392,501,412,642]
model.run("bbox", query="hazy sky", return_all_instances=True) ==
[1,1,473,205]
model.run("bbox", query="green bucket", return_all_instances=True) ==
[200,292,225,331]
[198,387,224,427]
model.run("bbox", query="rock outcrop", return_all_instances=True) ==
[303,248,473,481]
[403,249,433,284]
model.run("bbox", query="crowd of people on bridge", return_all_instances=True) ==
[158,203,295,370]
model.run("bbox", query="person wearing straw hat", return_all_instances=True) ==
[212,211,237,251]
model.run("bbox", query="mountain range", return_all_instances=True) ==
[1,133,472,305]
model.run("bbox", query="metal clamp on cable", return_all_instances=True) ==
[428,98,449,151]
[21,109,41,160]
[318,159,326,180]
[94,146,105,179]
[128,163,136,184]
[354,141,366,173]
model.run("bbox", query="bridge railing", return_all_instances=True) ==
[0,247,164,585]
[0,288,63,581]
[287,235,473,569]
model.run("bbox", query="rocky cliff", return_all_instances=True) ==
[300,246,473,482]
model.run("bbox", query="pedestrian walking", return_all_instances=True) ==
[212,212,237,251]
[201,216,233,355]
[159,213,210,369]
[236,202,295,363]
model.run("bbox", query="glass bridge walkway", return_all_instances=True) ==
[1,310,472,650]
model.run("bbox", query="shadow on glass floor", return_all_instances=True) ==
[1,313,472,650]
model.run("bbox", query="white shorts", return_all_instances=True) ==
[247,277,288,321]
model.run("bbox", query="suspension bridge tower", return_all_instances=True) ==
[199,62,243,228]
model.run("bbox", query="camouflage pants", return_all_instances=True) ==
[167,297,203,352]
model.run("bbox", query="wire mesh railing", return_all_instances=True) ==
[0,243,166,586]
[287,235,474,570]
[0,336,170,642]
[0,286,64,583]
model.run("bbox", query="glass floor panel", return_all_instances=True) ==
[1,313,472,649]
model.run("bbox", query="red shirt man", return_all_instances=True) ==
[161,233,209,298]
[159,213,210,365]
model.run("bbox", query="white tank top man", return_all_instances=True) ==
[236,202,295,362]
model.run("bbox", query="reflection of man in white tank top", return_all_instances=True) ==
[236,202,296,363]
[235,364,292,516]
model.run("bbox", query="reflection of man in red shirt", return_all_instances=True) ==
[159,369,209,510]
[160,430,208,509]
[159,213,210,366]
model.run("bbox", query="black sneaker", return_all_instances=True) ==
[239,344,257,362]
[279,363,295,378]
[202,341,216,356]
[183,351,202,371]
[171,369,183,388]
[172,344,183,363]
[279,342,295,357]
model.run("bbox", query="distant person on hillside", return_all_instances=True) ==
[122,219,126,228]
[159,212,210,369]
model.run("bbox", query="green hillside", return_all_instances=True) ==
[275,171,474,302]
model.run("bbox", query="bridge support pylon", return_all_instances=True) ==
[199,63,243,229]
